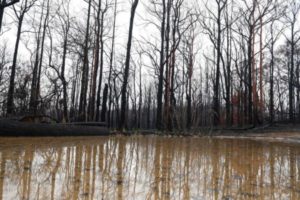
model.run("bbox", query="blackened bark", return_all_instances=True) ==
[247,27,253,125]
[95,6,106,121]
[61,32,69,122]
[156,0,166,130]
[269,23,275,124]
[30,11,42,114]
[164,0,171,130]
[78,0,92,121]
[289,25,295,122]
[147,87,151,129]
[89,0,101,121]
[107,0,117,128]
[35,0,49,113]
[7,13,24,115]
[213,3,221,127]
[119,0,139,130]
[101,84,108,122]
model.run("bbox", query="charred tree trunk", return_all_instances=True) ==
[89,0,101,121]
[7,9,25,115]
[119,0,139,130]
[101,84,108,122]
[213,2,222,127]
[156,0,166,130]
[35,0,49,113]
[78,0,92,121]
[61,29,69,122]
[247,26,254,125]
[289,24,295,123]
[107,0,117,128]
[164,0,171,130]
[95,6,107,121]
[269,22,275,124]
[29,6,43,114]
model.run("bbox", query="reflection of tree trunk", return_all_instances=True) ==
[161,140,172,200]
[290,147,296,199]
[117,138,125,200]
[22,146,34,200]
[73,145,82,200]
[153,138,161,199]
[212,140,219,199]
[91,146,97,199]
[0,153,6,200]
[183,139,190,199]
[64,147,71,196]
[83,146,92,199]
[133,141,139,196]
[51,148,62,200]
[222,144,230,198]
[270,146,275,200]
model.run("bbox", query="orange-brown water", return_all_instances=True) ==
[0,135,299,200]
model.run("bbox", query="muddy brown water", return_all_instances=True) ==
[0,135,299,200]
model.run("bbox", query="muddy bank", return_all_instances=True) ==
[119,124,300,144]
[0,119,109,137]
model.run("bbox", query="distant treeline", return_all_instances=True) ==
[0,0,300,131]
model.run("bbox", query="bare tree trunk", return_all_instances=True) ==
[213,1,223,127]
[156,0,166,130]
[29,3,44,114]
[107,0,117,128]
[247,26,253,125]
[61,30,69,122]
[35,0,49,113]
[119,0,139,130]
[138,60,142,129]
[96,5,107,121]
[101,84,108,122]
[89,0,101,121]
[164,0,171,130]
[259,16,264,123]
[78,0,92,121]
[269,24,275,124]
[7,9,25,115]
[289,24,295,122]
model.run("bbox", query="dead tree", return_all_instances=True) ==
[100,84,108,122]
[285,0,300,122]
[6,0,36,115]
[95,0,108,121]
[78,0,92,121]
[58,0,71,122]
[107,0,117,127]
[154,0,166,130]
[0,0,20,32]
[29,0,50,115]
[119,0,139,130]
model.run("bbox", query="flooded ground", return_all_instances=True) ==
[0,136,299,200]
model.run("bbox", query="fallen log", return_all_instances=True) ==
[0,120,109,137]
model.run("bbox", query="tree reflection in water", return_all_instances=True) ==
[0,136,299,199]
